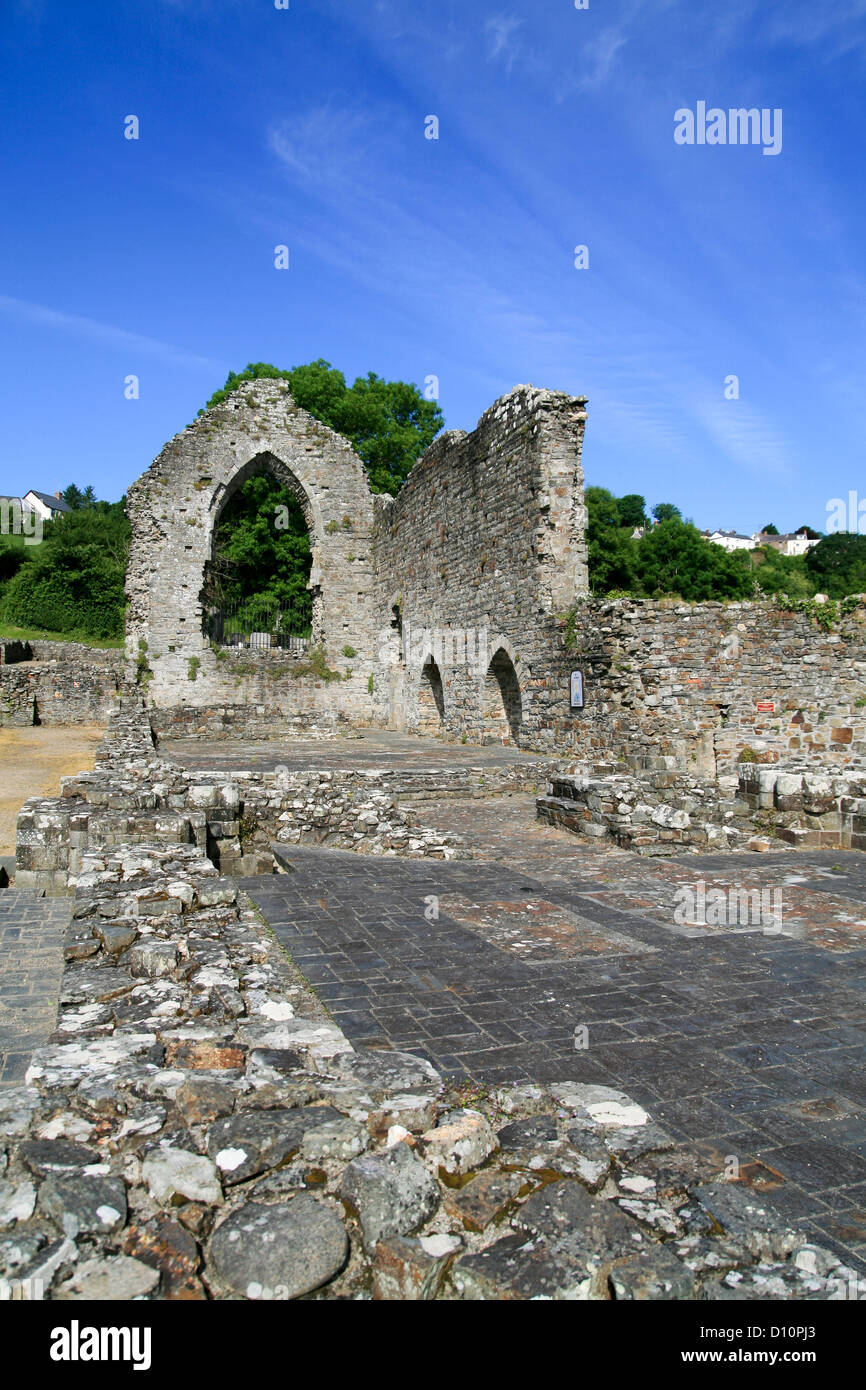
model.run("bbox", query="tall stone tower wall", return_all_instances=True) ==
[371,384,589,738]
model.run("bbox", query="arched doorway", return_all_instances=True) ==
[417,657,445,735]
[202,452,318,650]
[125,377,378,708]
[482,648,521,744]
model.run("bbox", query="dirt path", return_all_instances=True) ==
[0,725,104,855]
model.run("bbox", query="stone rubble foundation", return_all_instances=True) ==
[4,691,865,1299]
[537,763,866,855]
[15,696,469,896]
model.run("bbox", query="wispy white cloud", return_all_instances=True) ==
[268,104,384,186]
[689,397,792,479]
[261,85,803,490]
[0,294,222,371]
[674,0,866,64]
[485,13,524,72]
[764,0,866,61]
[572,26,630,92]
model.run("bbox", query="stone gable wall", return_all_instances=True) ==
[67,380,866,771]
[122,380,591,741]
[124,378,379,724]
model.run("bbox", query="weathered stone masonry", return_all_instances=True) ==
[0,642,122,727]
[123,380,592,744]
[371,385,589,740]
[119,377,866,768]
[524,599,866,776]
[124,379,379,729]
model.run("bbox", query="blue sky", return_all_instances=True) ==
[1,0,865,533]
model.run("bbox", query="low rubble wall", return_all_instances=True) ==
[14,696,466,895]
[537,764,866,855]
[0,642,122,727]
[149,704,343,743]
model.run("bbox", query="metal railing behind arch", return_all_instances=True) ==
[205,602,311,652]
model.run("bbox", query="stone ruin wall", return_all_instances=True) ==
[553,599,866,778]
[371,385,590,739]
[0,641,122,727]
[124,378,380,733]
[120,379,592,744]
[8,376,865,782]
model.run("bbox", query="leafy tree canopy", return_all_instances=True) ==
[210,474,312,636]
[582,488,833,602]
[652,502,682,523]
[0,499,129,639]
[635,518,753,601]
[59,483,98,510]
[202,359,444,497]
[617,494,648,529]
[805,532,866,598]
[61,483,83,510]
[751,546,813,600]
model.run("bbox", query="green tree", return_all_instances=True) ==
[652,502,682,523]
[1,503,129,638]
[211,475,312,636]
[617,494,648,529]
[752,547,815,600]
[202,359,444,497]
[585,486,621,529]
[0,535,29,583]
[635,518,753,601]
[585,487,638,594]
[61,483,84,510]
[805,533,866,598]
[761,522,779,535]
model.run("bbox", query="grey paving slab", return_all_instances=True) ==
[163,728,545,774]
[243,826,866,1270]
[0,889,69,1087]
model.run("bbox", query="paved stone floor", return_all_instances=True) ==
[0,890,69,1087]
[164,729,550,774]
[245,793,866,1272]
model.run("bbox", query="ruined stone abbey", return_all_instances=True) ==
[124,378,589,747]
[117,376,866,781]
[4,378,866,1304]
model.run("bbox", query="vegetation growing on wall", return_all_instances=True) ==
[209,473,313,636]
[201,358,444,497]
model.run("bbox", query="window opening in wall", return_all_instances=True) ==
[203,469,313,651]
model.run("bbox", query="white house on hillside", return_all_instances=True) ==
[701,528,821,557]
[22,489,73,521]
[756,530,820,557]
[703,529,756,553]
